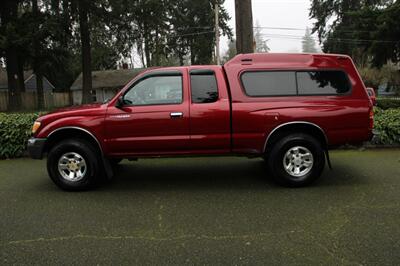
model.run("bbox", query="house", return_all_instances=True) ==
[0,69,55,92]
[70,69,144,105]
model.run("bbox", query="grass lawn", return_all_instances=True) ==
[1,149,400,265]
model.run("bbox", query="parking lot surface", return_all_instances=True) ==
[1,149,400,265]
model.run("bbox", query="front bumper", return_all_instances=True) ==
[27,138,46,159]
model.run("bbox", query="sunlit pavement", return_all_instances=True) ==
[1,149,400,265]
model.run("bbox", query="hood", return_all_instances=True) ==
[37,103,107,123]
[48,103,104,114]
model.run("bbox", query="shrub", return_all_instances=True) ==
[376,98,400,110]
[373,108,400,145]
[0,113,41,159]
[358,64,400,95]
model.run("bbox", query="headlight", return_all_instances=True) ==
[32,121,41,134]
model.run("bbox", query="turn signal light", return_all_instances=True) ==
[32,121,41,134]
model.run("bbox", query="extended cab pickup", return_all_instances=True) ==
[28,53,374,190]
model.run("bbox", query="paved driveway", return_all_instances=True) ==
[1,149,400,265]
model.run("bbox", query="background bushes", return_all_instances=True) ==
[0,113,41,159]
[359,65,400,93]
[373,108,400,145]
[376,98,400,110]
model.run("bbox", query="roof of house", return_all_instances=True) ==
[0,69,33,89]
[24,74,55,91]
[70,69,145,91]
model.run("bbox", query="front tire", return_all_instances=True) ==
[47,139,103,191]
[267,134,325,187]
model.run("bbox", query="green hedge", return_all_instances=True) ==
[373,108,400,145]
[0,109,399,159]
[0,113,41,159]
[376,98,400,110]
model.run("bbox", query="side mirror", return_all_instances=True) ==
[115,96,125,109]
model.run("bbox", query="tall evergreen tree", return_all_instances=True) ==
[222,39,237,63]
[309,0,392,64]
[254,21,269,53]
[169,0,232,65]
[302,27,318,53]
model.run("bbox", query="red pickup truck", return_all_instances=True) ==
[28,53,374,190]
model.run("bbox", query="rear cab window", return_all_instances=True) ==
[241,70,351,97]
[241,71,297,96]
[297,71,351,95]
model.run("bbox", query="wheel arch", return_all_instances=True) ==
[44,127,104,156]
[264,122,328,153]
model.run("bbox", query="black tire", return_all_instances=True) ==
[47,139,104,191]
[267,133,325,187]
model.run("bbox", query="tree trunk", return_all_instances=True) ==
[0,0,22,111]
[61,0,71,48]
[17,55,25,92]
[139,41,146,68]
[143,22,151,67]
[235,0,254,54]
[32,0,44,110]
[179,51,184,66]
[144,38,151,67]
[5,47,21,111]
[36,73,44,109]
[154,29,160,66]
[78,0,93,104]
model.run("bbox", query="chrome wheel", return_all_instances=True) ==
[283,146,314,178]
[58,152,87,182]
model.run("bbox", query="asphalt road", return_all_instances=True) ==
[1,149,400,265]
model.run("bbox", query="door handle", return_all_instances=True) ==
[170,112,183,118]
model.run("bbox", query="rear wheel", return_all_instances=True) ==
[47,139,103,191]
[267,134,325,187]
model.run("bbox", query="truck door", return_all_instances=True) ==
[104,70,190,156]
[189,68,231,153]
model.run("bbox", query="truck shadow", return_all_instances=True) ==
[101,158,366,192]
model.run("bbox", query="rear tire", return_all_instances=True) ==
[267,133,325,187]
[47,139,103,191]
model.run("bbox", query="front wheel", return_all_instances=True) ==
[267,134,325,187]
[47,139,103,191]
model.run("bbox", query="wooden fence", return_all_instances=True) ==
[0,92,71,111]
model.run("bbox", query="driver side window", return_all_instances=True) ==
[124,75,183,106]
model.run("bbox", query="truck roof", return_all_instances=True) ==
[136,53,353,74]
[224,53,352,69]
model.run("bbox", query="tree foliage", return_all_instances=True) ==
[302,27,318,53]
[309,0,399,67]
[254,21,269,53]
[0,0,232,108]
[359,63,400,90]
[222,39,237,63]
